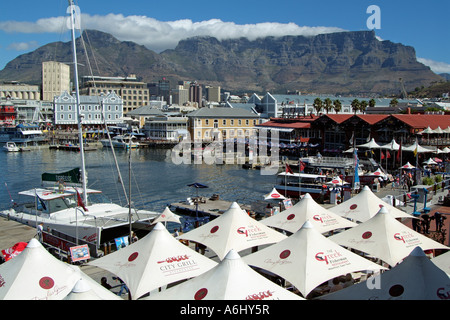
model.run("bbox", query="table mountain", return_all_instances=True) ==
[0,29,442,95]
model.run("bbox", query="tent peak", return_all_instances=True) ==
[302,220,314,229]
[362,185,371,191]
[224,249,241,260]
[153,222,165,230]
[303,193,312,199]
[229,202,240,209]
[410,246,427,257]
[71,278,92,293]
[27,238,40,248]
[377,206,389,215]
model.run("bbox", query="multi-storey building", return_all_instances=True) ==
[53,91,123,127]
[172,85,189,106]
[206,86,221,102]
[42,61,71,101]
[187,107,260,142]
[80,75,149,114]
[0,81,41,101]
[189,82,203,107]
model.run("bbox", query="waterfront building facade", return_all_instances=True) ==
[187,107,260,142]
[143,116,189,141]
[80,75,149,114]
[53,91,123,127]
[42,61,71,101]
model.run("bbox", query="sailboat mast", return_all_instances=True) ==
[68,0,88,204]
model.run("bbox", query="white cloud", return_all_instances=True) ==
[418,57,450,74]
[7,41,39,51]
[0,14,345,53]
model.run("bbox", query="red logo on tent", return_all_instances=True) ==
[287,214,295,221]
[39,277,55,290]
[394,233,405,243]
[237,227,248,237]
[350,204,358,210]
[362,231,372,239]
[315,252,328,264]
[194,288,208,300]
[313,215,323,223]
[279,250,291,259]
[271,193,280,198]
[128,252,139,262]
[210,226,219,234]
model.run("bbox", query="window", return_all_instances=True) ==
[223,119,226,126]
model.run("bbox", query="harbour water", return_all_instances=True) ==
[1,147,277,215]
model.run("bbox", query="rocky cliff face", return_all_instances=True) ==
[0,30,442,95]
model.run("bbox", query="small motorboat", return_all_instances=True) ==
[3,142,20,152]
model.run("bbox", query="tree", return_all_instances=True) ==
[390,98,399,107]
[313,98,323,115]
[323,98,333,114]
[333,99,342,114]
[369,98,376,108]
[351,99,360,114]
[360,100,368,114]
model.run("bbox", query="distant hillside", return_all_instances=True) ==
[408,81,450,99]
[0,29,442,95]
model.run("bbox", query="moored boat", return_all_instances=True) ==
[275,172,329,201]
[3,141,20,152]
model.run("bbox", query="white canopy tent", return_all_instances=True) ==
[177,202,287,260]
[244,221,386,298]
[64,278,105,300]
[260,193,357,234]
[379,139,400,151]
[423,158,438,165]
[328,185,414,223]
[402,140,434,153]
[431,250,450,276]
[0,239,81,300]
[329,207,449,266]
[326,176,349,186]
[321,247,450,300]
[88,222,217,300]
[400,161,415,169]
[264,187,286,200]
[145,249,303,300]
[151,206,181,225]
[357,138,382,149]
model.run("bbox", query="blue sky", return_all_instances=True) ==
[1,0,449,74]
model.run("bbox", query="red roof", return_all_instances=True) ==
[356,114,389,125]
[321,114,353,123]
[392,114,450,130]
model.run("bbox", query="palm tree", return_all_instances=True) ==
[323,98,333,114]
[333,99,342,114]
[313,98,323,115]
[351,99,360,114]
[369,98,376,108]
[360,100,368,114]
[390,98,399,107]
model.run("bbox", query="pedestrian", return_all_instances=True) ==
[36,222,44,242]
[131,232,138,243]
[173,228,180,237]
[434,212,444,232]
[101,277,112,290]
[421,214,430,234]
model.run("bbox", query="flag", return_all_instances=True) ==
[285,163,294,174]
[386,150,391,159]
[76,189,88,211]
[298,159,305,173]
[380,151,385,160]
[36,194,47,211]
[353,148,360,190]
[2,242,27,261]
[349,132,354,145]
[396,141,402,163]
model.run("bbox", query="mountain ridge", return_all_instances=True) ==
[0,29,443,95]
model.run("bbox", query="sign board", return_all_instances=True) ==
[70,244,90,262]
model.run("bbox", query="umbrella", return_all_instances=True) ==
[244,221,386,298]
[328,185,414,223]
[151,206,181,225]
[88,222,217,299]
[321,247,450,300]
[329,207,449,266]
[402,141,434,153]
[367,168,388,179]
[261,193,357,234]
[419,126,435,134]
[264,187,286,200]
[0,238,80,300]
[177,202,287,260]
[145,249,303,300]
[433,126,444,134]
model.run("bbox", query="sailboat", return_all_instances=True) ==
[0,1,158,255]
